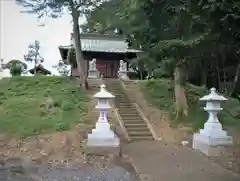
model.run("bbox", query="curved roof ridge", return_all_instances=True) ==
[71,33,124,41]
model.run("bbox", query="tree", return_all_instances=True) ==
[5,59,27,76]
[24,40,44,75]
[81,0,124,34]
[16,0,102,89]
[53,60,70,76]
[82,0,240,118]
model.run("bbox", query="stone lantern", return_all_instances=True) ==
[87,84,120,149]
[192,88,232,156]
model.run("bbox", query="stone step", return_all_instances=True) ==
[119,111,140,115]
[118,102,132,104]
[118,106,137,109]
[116,100,131,103]
[117,102,132,104]
[116,99,130,102]
[120,113,141,116]
[117,101,132,104]
[109,88,122,90]
[115,97,129,99]
[124,123,147,127]
[128,131,152,136]
[118,104,134,107]
[118,104,133,107]
[130,136,154,140]
[122,120,144,124]
[118,104,134,106]
[115,96,129,98]
[121,117,143,121]
[118,107,138,110]
[119,109,138,112]
[126,127,150,132]
[119,106,135,109]
[114,94,128,99]
[106,81,154,141]
[123,120,146,124]
[110,90,124,92]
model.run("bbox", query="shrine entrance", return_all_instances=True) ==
[96,59,118,78]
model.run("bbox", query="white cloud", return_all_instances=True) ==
[0,1,85,75]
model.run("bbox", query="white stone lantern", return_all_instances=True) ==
[192,88,232,156]
[87,84,120,147]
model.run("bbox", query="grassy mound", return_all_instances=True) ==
[139,79,240,130]
[0,76,88,136]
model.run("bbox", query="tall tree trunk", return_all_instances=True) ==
[231,62,240,95]
[34,60,37,75]
[174,65,188,119]
[70,0,88,89]
[200,59,207,86]
[201,69,207,86]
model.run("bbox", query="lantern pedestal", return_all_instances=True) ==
[88,70,98,79]
[86,84,120,155]
[87,120,120,147]
[192,88,232,156]
[118,71,129,81]
[193,133,232,156]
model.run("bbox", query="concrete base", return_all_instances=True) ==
[86,137,120,155]
[87,137,120,147]
[192,133,232,156]
[118,72,129,81]
[88,71,98,78]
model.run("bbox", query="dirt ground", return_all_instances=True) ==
[122,80,240,175]
[0,129,86,166]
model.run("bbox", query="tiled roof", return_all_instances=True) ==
[59,33,141,53]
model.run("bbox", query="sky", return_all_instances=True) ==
[0,0,85,75]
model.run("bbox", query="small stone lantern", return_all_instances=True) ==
[192,88,232,156]
[87,84,120,148]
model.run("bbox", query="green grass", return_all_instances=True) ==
[0,76,88,136]
[139,79,240,130]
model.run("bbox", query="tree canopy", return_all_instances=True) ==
[24,40,44,75]
[82,0,240,91]
[82,0,240,117]
[5,60,27,76]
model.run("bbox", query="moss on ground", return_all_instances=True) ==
[139,79,240,130]
[0,76,88,136]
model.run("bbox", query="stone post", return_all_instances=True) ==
[192,88,232,156]
[87,84,120,152]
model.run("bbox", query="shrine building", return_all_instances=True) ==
[58,33,140,78]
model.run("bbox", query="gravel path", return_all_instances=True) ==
[0,164,140,181]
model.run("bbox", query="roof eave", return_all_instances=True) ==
[58,45,141,54]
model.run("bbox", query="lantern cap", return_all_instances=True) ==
[93,84,115,98]
[200,87,227,101]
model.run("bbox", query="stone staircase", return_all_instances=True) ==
[105,79,154,141]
